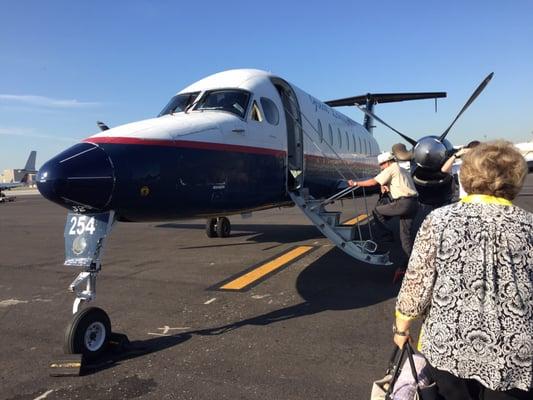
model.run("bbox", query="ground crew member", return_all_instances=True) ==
[348,152,419,265]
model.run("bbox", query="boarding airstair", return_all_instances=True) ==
[281,99,392,266]
[289,187,391,265]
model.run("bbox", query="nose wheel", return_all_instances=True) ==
[205,217,231,238]
[64,307,111,361]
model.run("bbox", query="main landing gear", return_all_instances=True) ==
[205,217,231,238]
[62,211,117,361]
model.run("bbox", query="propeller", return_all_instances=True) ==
[354,73,494,170]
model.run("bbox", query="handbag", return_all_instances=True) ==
[370,347,401,400]
[371,343,437,400]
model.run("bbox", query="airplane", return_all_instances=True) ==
[0,151,37,200]
[35,69,491,360]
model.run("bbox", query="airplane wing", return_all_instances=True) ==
[0,173,30,191]
[324,92,447,107]
[0,181,24,191]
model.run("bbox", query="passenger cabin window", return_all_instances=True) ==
[260,97,279,125]
[195,89,250,118]
[317,119,323,142]
[337,128,342,148]
[358,137,362,154]
[158,92,200,116]
[364,140,368,155]
[250,101,263,122]
[328,125,333,145]
[352,134,356,152]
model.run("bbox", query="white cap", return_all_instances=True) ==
[377,151,394,164]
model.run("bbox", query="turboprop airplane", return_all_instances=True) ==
[0,150,37,190]
[36,69,491,359]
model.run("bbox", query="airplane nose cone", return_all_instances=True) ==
[37,142,115,211]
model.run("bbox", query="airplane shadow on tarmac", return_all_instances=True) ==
[83,245,401,375]
[156,222,326,247]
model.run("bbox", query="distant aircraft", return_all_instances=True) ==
[35,69,491,359]
[0,150,37,192]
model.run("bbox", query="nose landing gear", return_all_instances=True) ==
[62,211,116,362]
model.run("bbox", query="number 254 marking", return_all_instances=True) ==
[69,216,96,235]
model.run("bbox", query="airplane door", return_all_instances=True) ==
[271,78,303,191]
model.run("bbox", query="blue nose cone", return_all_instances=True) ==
[37,142,115,211]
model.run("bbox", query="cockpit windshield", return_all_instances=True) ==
[158,92,200,117]
[195,89,250,118]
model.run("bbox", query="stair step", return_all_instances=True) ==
[318,211,341,226]
[334,226,355,241]
[288,191,392,266]
[305,199,324,210]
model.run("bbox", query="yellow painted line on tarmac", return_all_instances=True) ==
[218,245,315,291]
[342,213,368,225]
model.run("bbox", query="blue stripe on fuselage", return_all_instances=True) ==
[99,143,287,221]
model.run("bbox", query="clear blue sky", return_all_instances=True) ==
[1,0,533,171]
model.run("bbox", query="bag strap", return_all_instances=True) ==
[384,343,420,398]
[386,346,400,375]
[405,342,420,385]
[385,345,406,398]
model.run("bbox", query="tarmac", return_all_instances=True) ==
[1,177,532,400]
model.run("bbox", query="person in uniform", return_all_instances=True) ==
[348,152,419,265]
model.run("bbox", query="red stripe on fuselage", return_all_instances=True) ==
[83,136,378,171]
[84,136,286,157]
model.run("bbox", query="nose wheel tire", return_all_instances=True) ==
[64,307,111,361]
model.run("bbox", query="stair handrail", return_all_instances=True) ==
[310,184,361,211]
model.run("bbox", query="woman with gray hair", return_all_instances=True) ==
[392,141,532,399]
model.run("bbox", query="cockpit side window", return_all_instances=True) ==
[260,97,279,125]
[195,89,250,118]
[250,101,263,122]
[158,92,200,117]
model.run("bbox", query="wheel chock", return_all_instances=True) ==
[49,354,83,377]
[108,332,130,353]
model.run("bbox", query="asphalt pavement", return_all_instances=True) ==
[1,176,532,400]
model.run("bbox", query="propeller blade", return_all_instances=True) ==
[438,72,494,142]
[354,104,417,146]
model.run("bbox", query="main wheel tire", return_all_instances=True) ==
[64,307,111,360]
[216,217,231,238]
[205,218,217,238]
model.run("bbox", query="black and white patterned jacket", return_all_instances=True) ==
[396,199,533,391]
